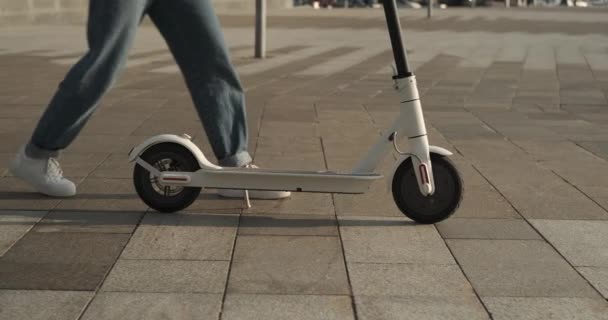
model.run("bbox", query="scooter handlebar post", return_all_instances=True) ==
[383,0,411,78]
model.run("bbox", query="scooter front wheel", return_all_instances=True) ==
[392,153,463,224]
[133,143,202,213]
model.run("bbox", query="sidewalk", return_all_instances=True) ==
[1,7,608,320]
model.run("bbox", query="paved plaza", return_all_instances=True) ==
[1,7,608,320]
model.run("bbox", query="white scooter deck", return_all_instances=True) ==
[147,163,382,194]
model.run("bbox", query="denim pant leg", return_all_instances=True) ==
[26,0,149,159]
[147,0,252,168]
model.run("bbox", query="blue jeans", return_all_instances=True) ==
[27,0,252,167]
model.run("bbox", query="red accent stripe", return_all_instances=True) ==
[419,164,429,184]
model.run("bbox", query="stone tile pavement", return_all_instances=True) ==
[1,7,608,320]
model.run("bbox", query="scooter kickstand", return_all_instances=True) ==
[244,190,252,209]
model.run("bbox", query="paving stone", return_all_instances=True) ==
[578,141,608,160]
[578,267,608,299]
[447,239,599,298]
[0,105,43,118]
[482,297,608,320]
[542,160,608,188]
[222,294,354,320]
[34,210,142,233]
[81,116,145,136]
[321,133,379,159]
[0,232,129,290]
[101,259,228,293]
[349,263,475,297]
[452,139,532,165]
[121,212,237,260]
[338,216,455,264]
[80,292,222,320]
[355,295,489,320]
[259,121,318,138]
[317,109,370,124]
[449,159,491,187]
[130,118,202,137]
[67,135,138,154]
[264,106,316,123]
[95,98,168,118]
[561,95,607,106]
[595,198,608,212]
[0,118,36,134]
[239,214,337,236]
[228,236,349,295]
[0,177,65,210]
[254,136,322,154]
[0,210,46,255]
[253,153,326,172]
[55,178,147,212]
[89,153,135,179]
[453,185,521,219]
[0,290,94,320]
[436,218,541,240]
[579,185,608,200]
[530,220,608,267]
[512,140,599,162]
[496,182,608,220]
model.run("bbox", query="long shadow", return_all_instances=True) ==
[0,192,246,201]
[0,208,418,228]
[0,192,139,200]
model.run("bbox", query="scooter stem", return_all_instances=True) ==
[395,76,435,195]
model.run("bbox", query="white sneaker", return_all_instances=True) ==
[9,147,76,197]
[216,164,291,200]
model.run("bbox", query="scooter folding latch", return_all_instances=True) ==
[391,132,423,164]
[391,132,407,155]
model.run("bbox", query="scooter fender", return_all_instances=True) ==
[387,146,453,192]
[128,134,221,170]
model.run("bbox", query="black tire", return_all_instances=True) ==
[133,143,202,213]
[392,153,463,224]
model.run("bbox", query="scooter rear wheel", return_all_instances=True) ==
[133,143,201,213]
[392,153,463,224]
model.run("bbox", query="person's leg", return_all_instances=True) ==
[147,0,251,168]
[12,0,149,197]
[27,0,149,158]
[147,0,289,200]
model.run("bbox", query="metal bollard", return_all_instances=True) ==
[427,0,433,19]
[255,0,267,59]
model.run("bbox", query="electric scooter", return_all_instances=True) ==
[128,0,463,224]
